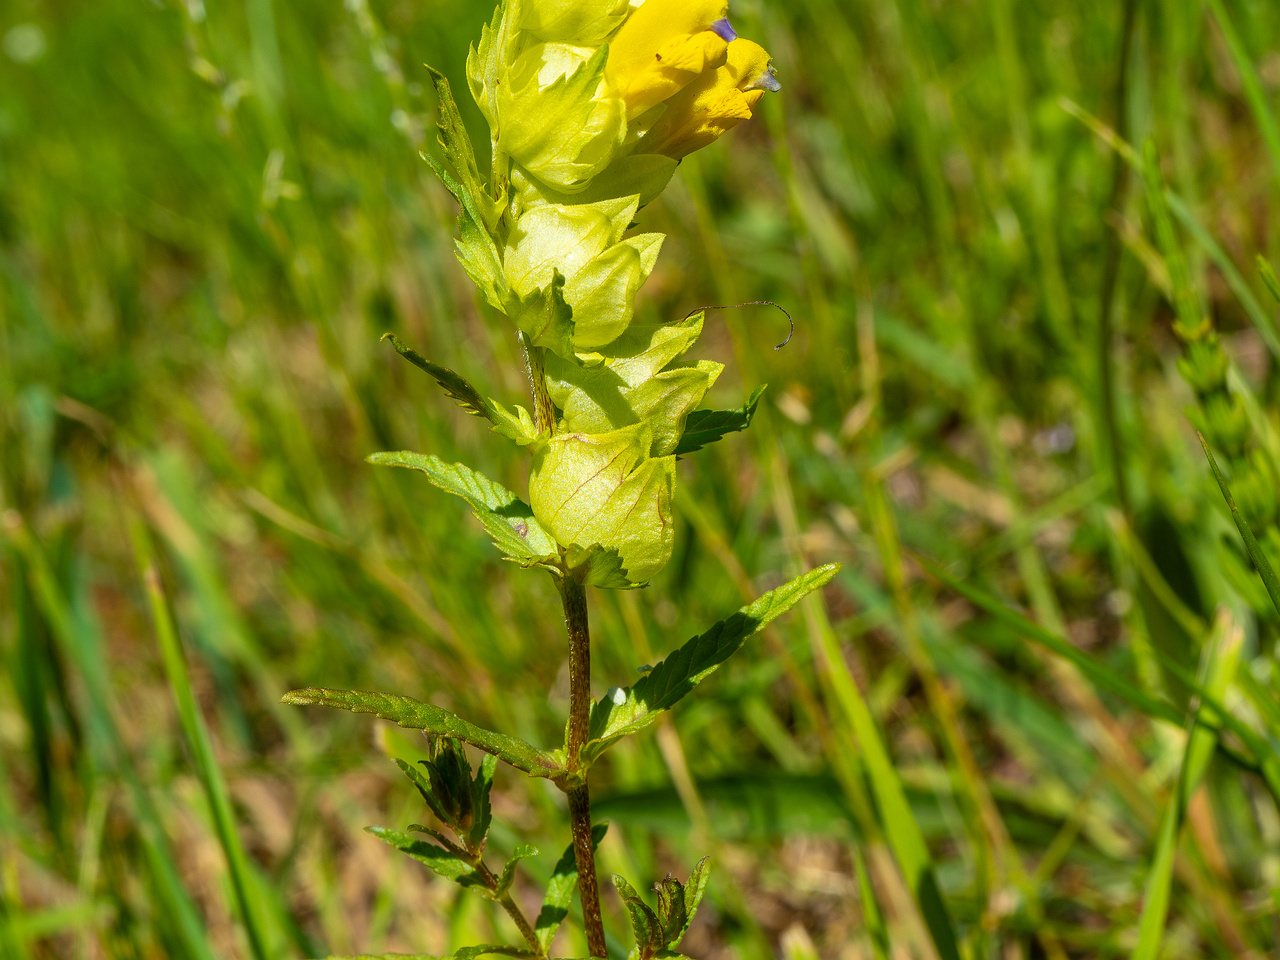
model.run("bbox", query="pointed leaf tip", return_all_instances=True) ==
[583,564,840,762]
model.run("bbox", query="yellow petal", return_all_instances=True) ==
[641,38,775,159]
[604,0,730,116]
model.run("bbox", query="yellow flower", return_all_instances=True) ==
[640,38,779,160]
[604,0,733,118]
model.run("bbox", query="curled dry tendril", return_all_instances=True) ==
[682,300,796,350]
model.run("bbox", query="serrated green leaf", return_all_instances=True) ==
[673,385,766,457]
[395,758,452,825]
[407,823,459,852]
[494,844,538,899]
[612,876,662,960]
[366,826,486,889]
[469,754,498,850]
[424,66,500,232]
[678,857,710,945]
[382,334,489,416]
[654,877,686,947]
[582,565,841,762]
[282,688,562,778]
[366,452,558,564]
[565,543,634,590]
[535,824,608,952]
[380,335,542,447]
[486,399,543,447]
[421,152,507,311]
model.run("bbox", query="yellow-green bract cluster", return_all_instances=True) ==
[442,0,777,588]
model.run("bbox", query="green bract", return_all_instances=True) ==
[496,44,626,192]
[530,424,676,588]
[517,0,630,45]
[503,198,663,350]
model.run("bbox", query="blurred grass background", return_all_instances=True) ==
[3,0,1280,957]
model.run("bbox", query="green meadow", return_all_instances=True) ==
[4,0,1280,957]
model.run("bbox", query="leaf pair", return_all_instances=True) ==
[612,858,710,960]
[284,565,842,782]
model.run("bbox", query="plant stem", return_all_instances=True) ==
[519,332,556,434]
[475,860,542,955]
[560,576,606,958]
[498,892,541,954]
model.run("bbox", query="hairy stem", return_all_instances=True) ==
[498,891,542,955]
[560,576,606,957]
[518,332,557,435]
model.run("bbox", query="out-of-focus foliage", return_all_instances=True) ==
[3,0,1280,957]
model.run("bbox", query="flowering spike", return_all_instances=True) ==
[420,0,778,586]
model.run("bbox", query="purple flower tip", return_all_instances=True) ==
[710,17,737,42]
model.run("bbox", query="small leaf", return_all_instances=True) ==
[674,385,766,456]
[535,824,608,952]
[505,271,575,357]
[494,845,539,898]
[421,152,507,310]
[678,857,710,946]
[407,824,459,852]
[424,66,500,231]
[366,452,558,564]
[469,754,498,850]
[282,688,562,778]
[394,758,452,826]
[366,826,486,890]
[426,738,474,830]
[583,565,841,762]
[380,335,542,447]
[382,334,489,417]
[654,877,687,947]
[612,876,663,960]
[486,399,543,447]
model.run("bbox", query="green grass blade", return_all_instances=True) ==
[1,511,219,960]
[1131,798,1179,960]
[821,627,961,960]
[1062,100,1280,356]
[917,555,1181,724]
[129,514,274,960]
[1198,433,1280,616]
[1132,614,1241,960]
[1261,256,1280,304]
[1203,0,1280,184]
